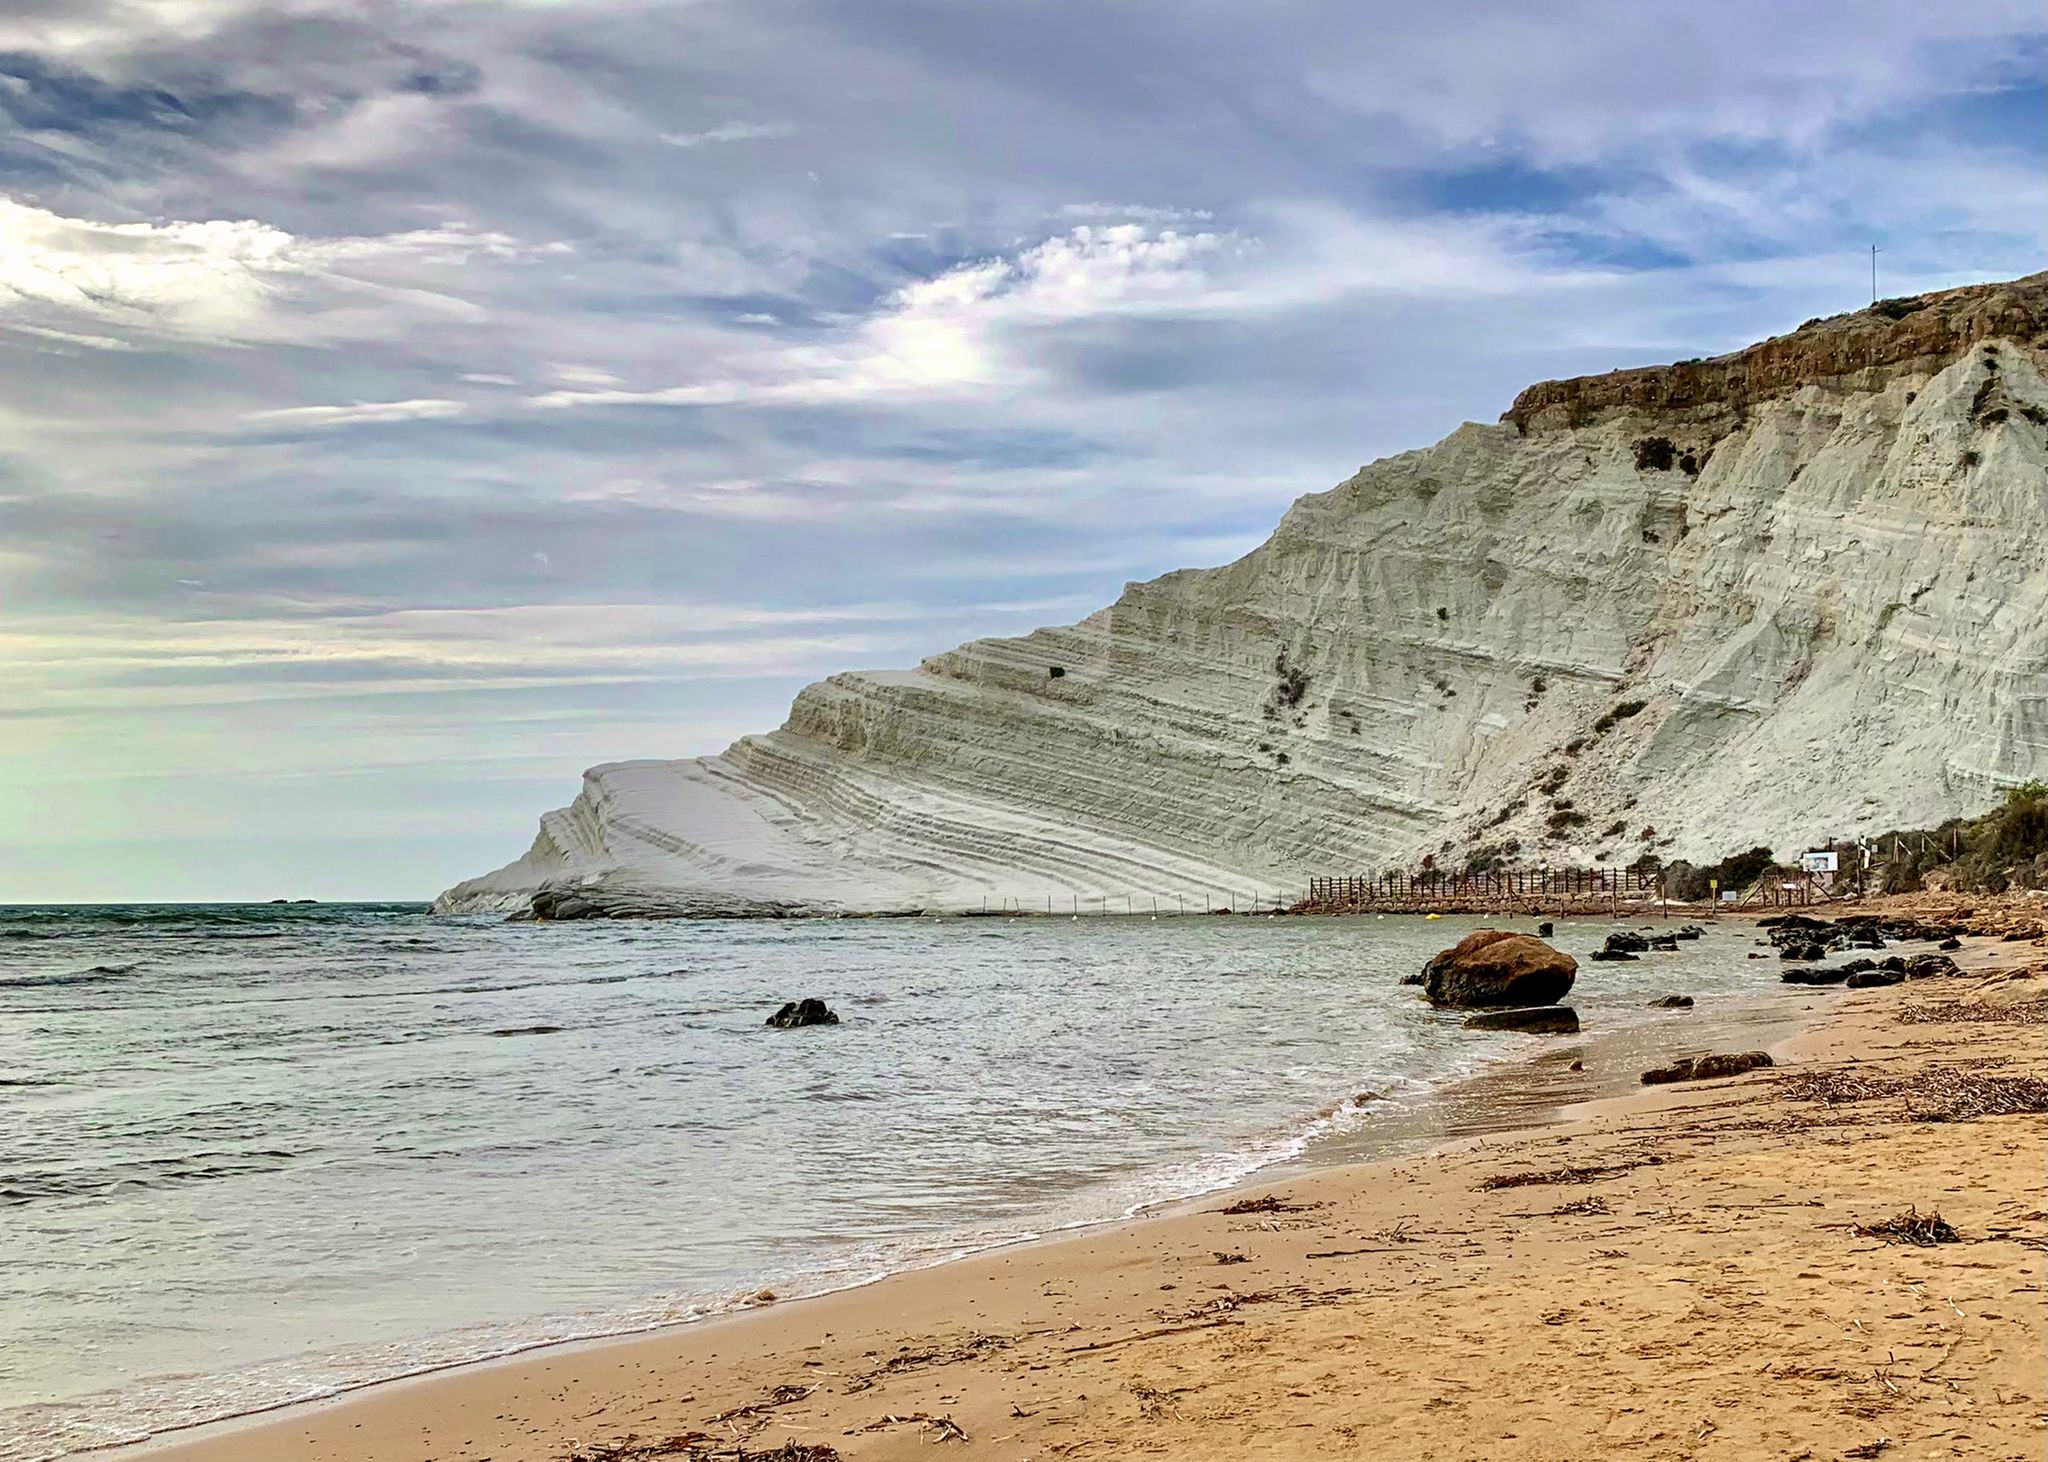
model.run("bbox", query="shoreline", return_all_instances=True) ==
[83,925,1790,1458]
[110,912,2048,1462]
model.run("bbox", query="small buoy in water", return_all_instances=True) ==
[1425,912,1443,921]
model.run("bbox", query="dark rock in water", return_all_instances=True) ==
[1463,1006,1580,1034]
[1781,966,1850,985]
[1840,958,1877,974]
[1937,937,1962,951]
[490,1024,564,1037]
[766,998,840,1028]
[1846,968,1904,988]
[1880,955,1907,972]
[1759,914,1830,931]
[1649,994,1694,1009]
[1905,953,1959,979]
[1648,936,1680,952]
[1590,949,1641,962]
[1603,931,1649,954]
[1536,921,1554,937]
[1398,971,1425,986]
[1421,931,1577,1008]
[1641,1051,1773,1085]
[1673,924,1704,940]
[1778,942,1825,962]
[531,888,607,920]
[1747,952,1764,960]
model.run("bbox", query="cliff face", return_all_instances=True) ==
[437,275,2048,915]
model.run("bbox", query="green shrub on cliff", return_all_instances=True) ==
[1864,782,2048,893]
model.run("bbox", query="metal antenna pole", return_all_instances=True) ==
[1870,245,1879,304]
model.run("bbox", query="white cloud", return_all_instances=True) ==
[547,363,626,387]
[0,196,529,346]
[245,398,466,428]
[3,322,139,351]
[660,121,798,148]
[532,223,1244,409]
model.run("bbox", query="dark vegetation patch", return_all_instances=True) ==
[1653,845,1777,902]
[1632,435,1676,472]
[1591,699,1648,734]
[1871,296,1927,320]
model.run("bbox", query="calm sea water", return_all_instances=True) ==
[0,903,1778,1458]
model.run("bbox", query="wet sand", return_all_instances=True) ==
[122,925,2048,1462]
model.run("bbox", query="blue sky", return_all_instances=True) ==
[0,0,2041,901]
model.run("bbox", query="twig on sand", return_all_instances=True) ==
[1212,1194,1322,1215]
[567,1434,840,1462]
[1481,1157,1661,1190]
[1063,1317,1241,1354]
[709,1385,818,1432]
[853,1414,967,1444]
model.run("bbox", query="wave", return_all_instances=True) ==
[0,964,146,991]
[0,1149,300,1207]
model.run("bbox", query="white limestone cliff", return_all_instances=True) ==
[437,275,2048,916]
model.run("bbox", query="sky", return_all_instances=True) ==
[0,2,2042,902]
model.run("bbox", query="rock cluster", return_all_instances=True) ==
[766,998,840,1028]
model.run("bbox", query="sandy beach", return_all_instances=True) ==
[125,909,2047,1462]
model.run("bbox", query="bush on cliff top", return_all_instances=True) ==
[1862,783,2048,894]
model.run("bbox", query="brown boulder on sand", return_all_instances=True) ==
[1422,930,1578,1008]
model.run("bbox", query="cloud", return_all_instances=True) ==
[659,121,797,148]
[3,321,138,350]
[0,195,534,348]
[243,397,467,427]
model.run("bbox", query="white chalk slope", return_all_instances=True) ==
[439,299,2048,915]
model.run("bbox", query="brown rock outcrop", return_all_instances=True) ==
[1506,271,2048,433]
[1422,930,1578,1008]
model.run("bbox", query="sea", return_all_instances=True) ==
[0,902,1786,1458]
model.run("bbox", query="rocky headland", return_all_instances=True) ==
[439,274,2048,917]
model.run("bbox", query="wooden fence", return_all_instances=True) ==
[1304,866,1665,913]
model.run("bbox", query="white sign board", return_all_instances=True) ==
[1800,851,1838,874]
[1720,890,1740,903]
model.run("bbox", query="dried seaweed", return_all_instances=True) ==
[1213,1194,1320,1215]
[568,1436,839,1462]
[853,1413,967,1443]
[1896,999,2048,1026]
[1778,1065,2048,1122]
[840,1333,1011,1393]
[1480,1157,1660,1190]
[1854,1206,1960,1246]
[709,1385,817,1427]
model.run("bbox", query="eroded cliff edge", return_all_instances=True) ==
[438,274,2048,915]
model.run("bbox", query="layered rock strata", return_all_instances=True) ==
[439,274,2048,916]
